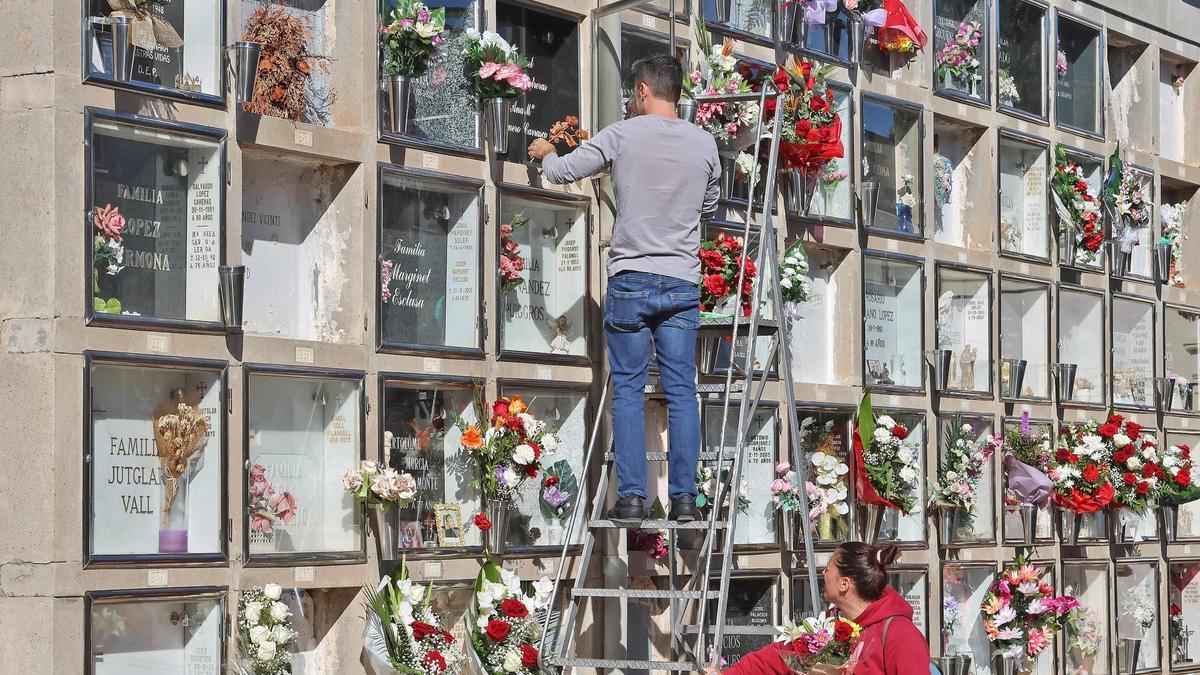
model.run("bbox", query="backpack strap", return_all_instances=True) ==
[881,616,896,656]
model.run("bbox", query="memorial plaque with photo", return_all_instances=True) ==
[1170,562,1200,668]
[862,100,923,234]
[863,256,923,390]
[89,114,222,324]
[88,591,225,674]
[934,0,989,100]
[246,372,362,558]
[999,277,1050,399]
[86,0,223,98]
[382,382,480,551]
[704,407,778,546]
[500,385,587,549]
[497,3,581,164]
[378,171,482,352]
[1112,297,1155,408]
[708,577,777,663]
[498,194,588,359]
[1056,15,1102,134]
[936,267,991,394]
[997,0,1047,117]
[382,0,479,148]
[998,136,1049,258]
[89,360,223,560]
[1058,288,1105,404]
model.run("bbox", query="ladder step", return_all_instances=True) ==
[588,519,724,530]
[603,450,734,461]
[551,657,698,671]
[697,315,779,337]
[646,381,743,395]
[571,587,720,599]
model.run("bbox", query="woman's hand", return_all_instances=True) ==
[703,668,723,675]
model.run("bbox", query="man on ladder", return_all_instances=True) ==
[528,54,721,525]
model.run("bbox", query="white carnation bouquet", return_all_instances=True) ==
[779,241,813,305]
[468,560,554,675]
[238,584,297,675]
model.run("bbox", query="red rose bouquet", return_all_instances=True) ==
[771,59,844,177]
[1050,144,1103,264]
[698,231,756,316]
[1048,419,1115,513]
[365,559,466,675]
[776,615,863,674]
[1160,443,1200,506]
[469,560,554,675]
[1104,416,1162,513]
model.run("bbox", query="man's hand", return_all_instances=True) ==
[528,138,555,162]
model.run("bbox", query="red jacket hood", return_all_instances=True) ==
[853,587,915,628]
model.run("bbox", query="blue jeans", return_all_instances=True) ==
[605,271,700,501]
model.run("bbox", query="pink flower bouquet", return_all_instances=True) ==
[249,464,297,534]
[981,557,1079,659]
[463,29,532,100]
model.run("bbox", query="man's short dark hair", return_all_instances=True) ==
[630,54,683,104]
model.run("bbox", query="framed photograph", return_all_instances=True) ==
[435,503,464,547]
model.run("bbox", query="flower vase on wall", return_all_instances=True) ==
[896,203,914,233]
[159,467,190,553]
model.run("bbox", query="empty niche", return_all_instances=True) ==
[241,153,361,343]
[1161,177,1198,290]
[1160,52,1197,165]
[932,116,987,249]
[787,245,853,386]
[1107,32,1154,153]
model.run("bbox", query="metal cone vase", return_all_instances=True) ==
[1017,504,1037,545]
[857,503,885,544]
[1055,363,1078,402]
[233,41,262,105]
[485,97,510,155]
[677,99,697,124]
[1157,376,1177,413]
[484,498,510,555]
[1059,506,1081,546]
[387,75,413,134]
[110,17,133,82]
[1161,504,1179,542]
[218,265,245,333]
[849,15,867,66]
[859,180,880,230]
[1157,241,1174,283]
[1003,358,1028,399]
[935,349,953,391]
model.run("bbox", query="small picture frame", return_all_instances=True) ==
[434,503,464,547]
[398,522,421,550]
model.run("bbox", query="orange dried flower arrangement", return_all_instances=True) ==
[242,2,333,121]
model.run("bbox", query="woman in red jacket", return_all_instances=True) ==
[709,542,930,675]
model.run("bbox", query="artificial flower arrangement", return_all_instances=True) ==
[698,231,756,317]
[1161,202,1188,288]
[380,0,446,78]
[462,29,532,100]
[1128,585,1157,639]
[1104,416,1162,514]
[547,116,590,151]
[499,212,529,295]
[1102,146,1153,258]
[778,241,813,305]
[468,560,554,675]
[1050,144,1104,264]
[92,203,127,314]
[933,154,954,210]
[775,616,862,674]
[1065,605,1103,662]
[1056,42,1068,77]
[248,464,297,536]
[795,417,850,540]
[238,584,298,675]
[538,459,576,522]
[771,59,844,180]
[1049,418,1116,514]
[930,416,1001,529]
[854,392,920,515]
[998,69,1020,105]
[1003,411,1054,511]
[942,596,962,651]
[687,18,759,152]
[935,20,983,92]
[1160,443,1200,507]
[843,0,927,57]
[455,393,559,506]
[819,161,848,194]
[696,465,751,513]
[243,4,332,122]
[1173,70,1186,93]
[364,558,465,675]
[981,558,1079,660]
[896,174,917,232]
[343,460,418,509]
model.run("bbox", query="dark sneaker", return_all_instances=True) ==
[669,497,699,523]
[605,495,647,524]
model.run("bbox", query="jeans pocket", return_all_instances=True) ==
[606,289,648,331]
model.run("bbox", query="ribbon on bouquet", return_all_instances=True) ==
[1053,483,1115,513]
[852,428,907,513]
[1051,191,1078,232]
[1002,451,1053,510]
[107,0,184,53]
[876,0,928,51]
[800,0,839,24]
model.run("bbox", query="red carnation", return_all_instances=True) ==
[542,475,560,488]
[501,598,530,618]
[699,248,726,271]
[412,621,439,641]
[834,620,854,642]
[493,399,510,418]
[1142,464,1158,479]
[1082,463,1100,483]
[521,644,540,667]
[1056,448,1073,463]
[810,96,830,113]
[524,463,538,478]
[799,61,813,77]
[1123,472,1137,486]
[475,513,492,531]
[704,274,729,298]
[1137,482,1150,495]
[1173,603,1182,616]
[1068,453,1080,464]
[1097,423,1120,438]
[1177,470,1192,487]
[485,619,511,641]
[1075,180,1089,192]
[891,425,909,440]
[442,630,455,643]
[1114,448,1134,464]
[424,652,447,670]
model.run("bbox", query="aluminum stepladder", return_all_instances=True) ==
[539,1,823,671]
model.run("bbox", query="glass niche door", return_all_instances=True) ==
[1055,12,1103,136]
[1170,561,1200,669]
[497,190,589,361]
[998,135,1050,259]
[862,98,924,235]
[245,369,363,561]
[1063,563,1112,675]
[703,404,779,547]
[932,0,990,103]
[999,277,1050,399]
[1115,561,1161,672]
[88,589,226,674]
[934,266,992,395]
[86,110,224,325]
[995,0,1047,118]
[796,409,853,546]
[1111,296,1155,409]
[1166,306,1200,414]
[378,168,483,354]
[863,255,924,390]
[1057,288,1105,404]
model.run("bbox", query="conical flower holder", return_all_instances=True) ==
[856,503,886,544]
[1055,363,1078,402]
[932,657,955,674]
[1059,506,1081,546]
[780,2,797,44]
[1157,376,1177,413]
[1109,508,1135,544]
[782,510,796,550]
[369,504,399,560]
[677,99,697,124]
[483,498,510,555]
[1180,384,1196,412]
[109,17,133,82]
[937,505,961,546]
[1003,358,1027,400]
[785,169,819,215]
[218,265,245,333]
[1121,638,1142,673]
[485,97,511,155]
[387,75,412,134]
[949,654,972,675]
[934,349,953,391]
[994,653,1028,675]
[1110,241,1131,276]
[720,156,736,200]
[1161,504,1180,542]
[233,41,262,105]
[1016,503,1038,545]
[858,180,880,230]
[849,15,867,66]
[1060,230,1078,266]
[1157,242,1174,283]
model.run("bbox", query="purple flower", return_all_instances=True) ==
[417,8,429,21]
[494,465,512,487]
[400,18,414,28]
[1020,410,1031,436]
[543,486,570,509]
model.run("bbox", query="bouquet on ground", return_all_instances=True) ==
[775,616,862,674]
[380,1,446,78]
[462,29,532,100]
[343,460,418,509]
[248,464,297,535]
[930,416,1000,528]
[1003,411,1054,510]
[935,20,982,88]
[1160,443,1200,507]
[1161,202,1188,288]
[364,559,465,675]
[1102,146,1153,256]
[1049,419,1116,513]
[687,18,759,152]
[498,212,529,295]
[469,560,554,675]
[238,584,297,675]
[778,241,813,305]
[1103,415,1162,514]
[698,231,756,316]
[1050,144,1104,263]
[981,558,1079,660]
[853,392,920,514]
[455,393,558,506]
[771,59,844,178]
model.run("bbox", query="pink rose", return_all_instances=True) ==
[513,74,533,91]
[270,491,297,524]
[250,514,273,533]
[724,122,738,134]
[775,461,790,473]
[478,61,500,79]
[500,223,513,235]
[494,63,519,81]
[499,255,518,280]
